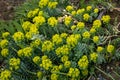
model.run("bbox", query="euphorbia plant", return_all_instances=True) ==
[0,0,118,80]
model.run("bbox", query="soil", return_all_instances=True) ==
[0,0,24,20]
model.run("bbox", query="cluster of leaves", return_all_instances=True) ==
[0,0,120,80]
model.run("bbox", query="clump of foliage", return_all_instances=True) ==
[0,0,120,80]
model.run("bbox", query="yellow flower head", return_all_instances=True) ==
[17,49,24,57]
[66,5,74,12]
[33,16,46,26]
[30,39,41,48]
[41,58,52,70]
[58,64,63,70]
[27,8,39,18]
[64,61,71,68]
[83,13,90,21]
[13,32,24,42]
[61,55,69,62]
[71,25,77,31]
[68,68,80,78]
[93,36,99,43]
[42,40,54,52]
[77,22,85,29]
[51,74,58,80]
[93,20,102,29]
[48,2,58,9]
[82,31,90,39]
[0,39,8,49]
[82,69,88,76]
[42,55,48,60]
[107,44,114,53]
[90,28,96,34]
[64,16,72,26]
[55,45,70,56]
[52,34,62,45]
[23,47,33,57]
[78,55,89,69]
[25,32,33,40]
[86,6,92,11]
[1,48,9,57]
[48,17,58,27]
[2,32,10,39]
[38,11,44,16]
[97,46,104,52]
[37,71,43,79]
[90,52,98,63]
[33,56,40,64]
[94,8,99,13]
[9,58,20,70]
[22,21,32,32]
[71,11,76,16]
[77,8,85,14]
[67,34,80,47]
[29,24,39,34]
[51,66,59,73]
[102,15,111,24]
[0,70,11,80]
[39,0,49,8]
[60,33,68,38]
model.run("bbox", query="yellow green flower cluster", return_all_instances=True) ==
[93,20,102,29]
[17,47,33,57]
[82,31,90,39]
[51,73,58,80]
[78,55,89,69]
[67,67,80,78]
[27,8,39,18]
[66,5,74,12]
[13,31,24,42]
[1,48,9,57]
[56,45,70,56]
[97,46,104,53]
[93,36,99,43]
[0,39,8,48]
[102,15,111,24]
[37,71,43,79]
[0,70,11,80]
[48,17,58,27]
[30,39,41,48]
[33,16,46,26]
[40,55,52,70]
[52,34,62,45]
[42,40,54,52]
[90,52,98,62]
[107,44,114,53]
[77,22,85,29]
[48,2,58,9]
[51,65,59,73]
[67,34,80,47]
[64,16,72,26]
[83,13,90,21]
[9,58,20,70]
[33,56,41,64]
[2,32,10,39]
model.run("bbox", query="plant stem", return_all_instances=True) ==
[95,66,115,80]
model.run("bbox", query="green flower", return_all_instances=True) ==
[107,44,114,53]
[0,70,11,80]
[9,58,20,70]
[102,15,111,24]
[82,31,90,39]
[1,48,9,57]
[83,13,90,21]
